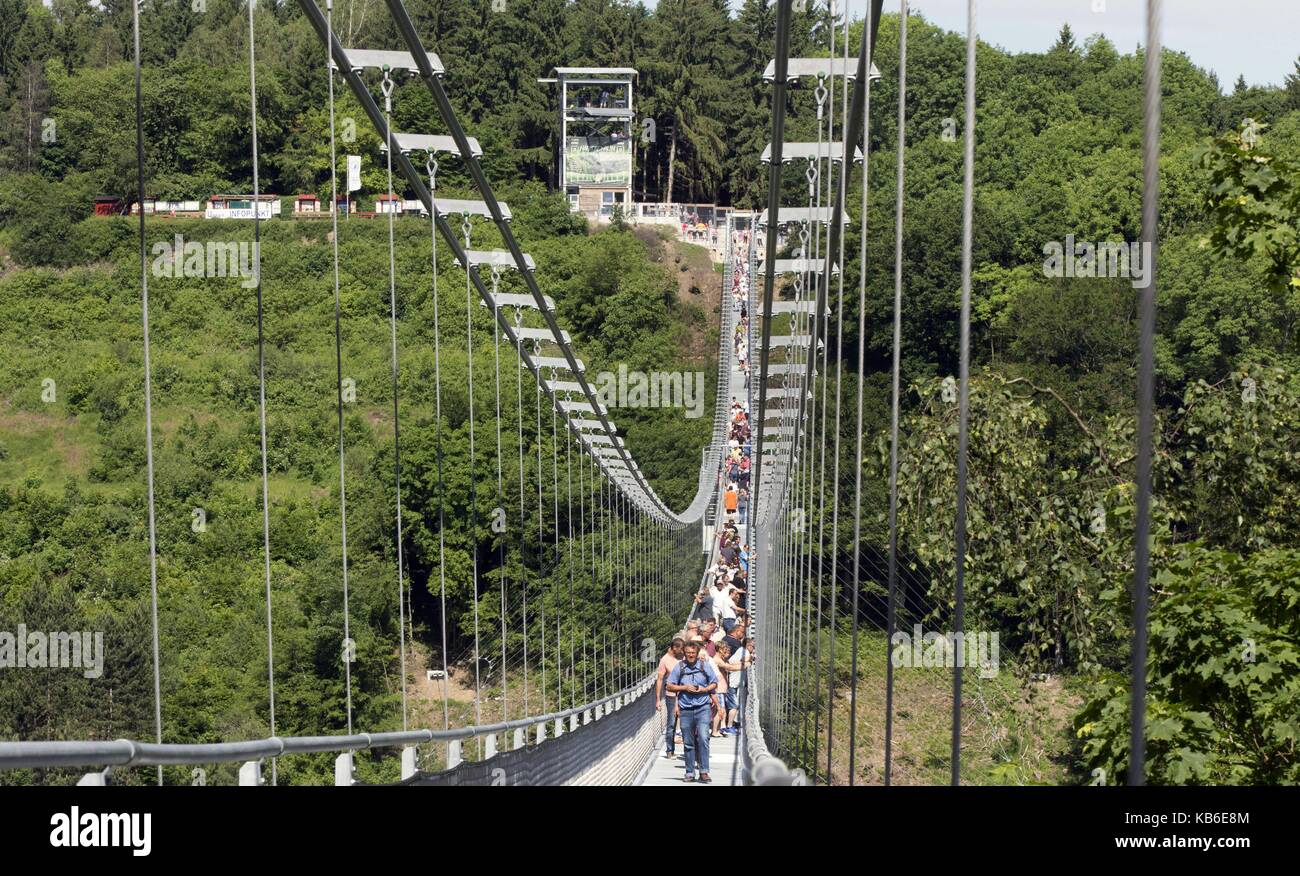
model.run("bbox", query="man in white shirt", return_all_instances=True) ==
[724,642,750,733]
[712,578,738,632]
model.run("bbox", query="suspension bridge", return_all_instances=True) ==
[0,0,1169,788]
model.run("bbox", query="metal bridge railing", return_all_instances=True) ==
[0,203,756,792]
[0,673,657,786]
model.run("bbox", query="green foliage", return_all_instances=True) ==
[885,365,1300,678]
[0,209,706,780]
[0,171,96,265]
[1197,119,1300,297]
[3,0,1300,786]
[1166,365,1300,552]
[1075,543,1300,785]
[884,374,1136,671]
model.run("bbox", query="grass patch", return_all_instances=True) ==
[787,629,1083,785]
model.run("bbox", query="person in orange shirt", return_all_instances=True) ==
[724,484,739,517]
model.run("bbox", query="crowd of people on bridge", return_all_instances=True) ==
[732,230,752,390]
[654,226,757,783]
[724,399,752,524]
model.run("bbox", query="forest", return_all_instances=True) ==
[0,0,1298,785]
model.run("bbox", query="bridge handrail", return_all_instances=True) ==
[0,140,745,789]
[0,674,654,771]
[740,668,798,785]
[736,217,796,786]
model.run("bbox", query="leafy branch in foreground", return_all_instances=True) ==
[1075,543,1300,786]
[1197,119,1300,296]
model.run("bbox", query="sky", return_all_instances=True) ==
[62,0,1295,87]
[710,0,1297,88]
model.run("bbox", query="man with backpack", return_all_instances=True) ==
[666,640,719,783]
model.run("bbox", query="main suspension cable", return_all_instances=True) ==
[847,0,877,786]
[952,0,978,786]
[322,0,355,740]
[884,0,909,788]
[380,67,409,731]
[247,0,277,785]
[130,0,164,787]
[490,267,507,721]
[536,372,547,713]
[1130,0,1164,787]
[514,311,530,715]
[427,156,450,730]
[462,215,482,739]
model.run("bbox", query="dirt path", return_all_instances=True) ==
[633,226,721,367]
[407,642,479,704]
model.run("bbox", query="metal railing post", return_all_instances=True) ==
[238,760,262,786]
[334,752,355,786]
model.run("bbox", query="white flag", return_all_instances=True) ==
[347,155,361,193]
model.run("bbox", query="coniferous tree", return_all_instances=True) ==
[729,0,777,208]
[1051,22,1076,54]
[645,0,731,203]
[1285,55,1300,111]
